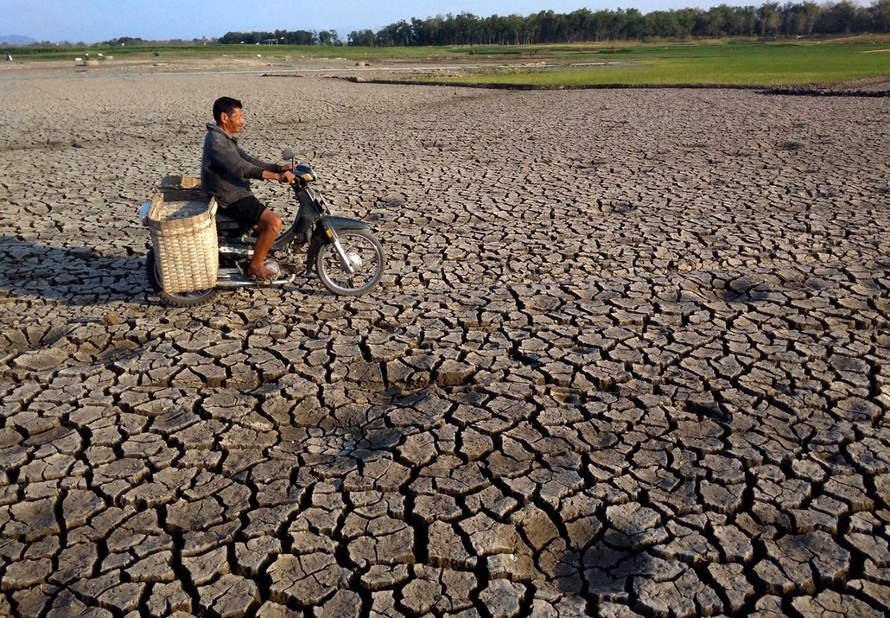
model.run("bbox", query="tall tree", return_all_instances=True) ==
[822,0,860,33]
[870,0,890,31]
[758,2,783,36]
[348,30,376,46]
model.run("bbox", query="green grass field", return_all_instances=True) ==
[8,36,890,86]
[431,38,890,87]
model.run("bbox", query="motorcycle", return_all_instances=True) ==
[140,148,385,307]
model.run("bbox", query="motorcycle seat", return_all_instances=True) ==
[215,209,250,237]
[215,210,239,224]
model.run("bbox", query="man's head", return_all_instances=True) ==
[213,96,244,136]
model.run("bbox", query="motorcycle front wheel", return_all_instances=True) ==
[316,229,384,295]
[146,249,219,307]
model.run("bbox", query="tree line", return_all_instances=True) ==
[216,1,890,47]
[350,1,890,46]
[218,0,890,47]
[217,29,341,46]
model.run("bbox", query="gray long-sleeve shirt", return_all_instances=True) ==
[200,123,284,206]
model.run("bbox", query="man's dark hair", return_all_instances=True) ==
[213,96,242,125]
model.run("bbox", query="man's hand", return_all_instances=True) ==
[262,168,295,183]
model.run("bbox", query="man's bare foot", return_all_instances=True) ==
[247,263,277,281]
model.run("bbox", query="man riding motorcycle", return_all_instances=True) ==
[201,96,296,281]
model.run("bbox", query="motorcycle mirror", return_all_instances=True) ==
[281,148,295,160]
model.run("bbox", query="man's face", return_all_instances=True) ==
[220,107,245,136]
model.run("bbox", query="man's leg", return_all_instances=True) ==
[247,209,283,279]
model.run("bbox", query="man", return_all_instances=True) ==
[201,96,295,281]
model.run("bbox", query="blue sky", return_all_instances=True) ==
[4,1,734,43]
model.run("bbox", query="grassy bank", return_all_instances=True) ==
[425,38,890,87]
[6,36,889,86]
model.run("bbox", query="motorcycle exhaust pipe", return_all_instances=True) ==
[214,268,295,288]
[214,278,295,289]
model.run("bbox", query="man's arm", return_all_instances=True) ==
[207,131,268,180]
[260,168,295,183]
[237,143,294,182]
[206,130,294,183]
[235,142,285,175]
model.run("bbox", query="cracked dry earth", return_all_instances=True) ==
[0,71,888,618]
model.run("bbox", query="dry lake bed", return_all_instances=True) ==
[0,62,889,616]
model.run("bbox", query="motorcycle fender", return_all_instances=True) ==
[324,216,369,232]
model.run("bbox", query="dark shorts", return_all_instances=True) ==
[222,195,267,227]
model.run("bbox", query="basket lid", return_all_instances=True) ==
[154,199,211,221]
[148,190,216,223]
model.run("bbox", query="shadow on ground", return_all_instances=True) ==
[0,235,147,305]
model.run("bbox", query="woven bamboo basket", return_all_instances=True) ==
[147,177,219,294]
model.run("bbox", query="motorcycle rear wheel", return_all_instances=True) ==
[146,249,219,307]
[316,229,384,295]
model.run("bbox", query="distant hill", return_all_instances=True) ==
[0,35,37,45]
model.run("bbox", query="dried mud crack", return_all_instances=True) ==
[0,70,889,617]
